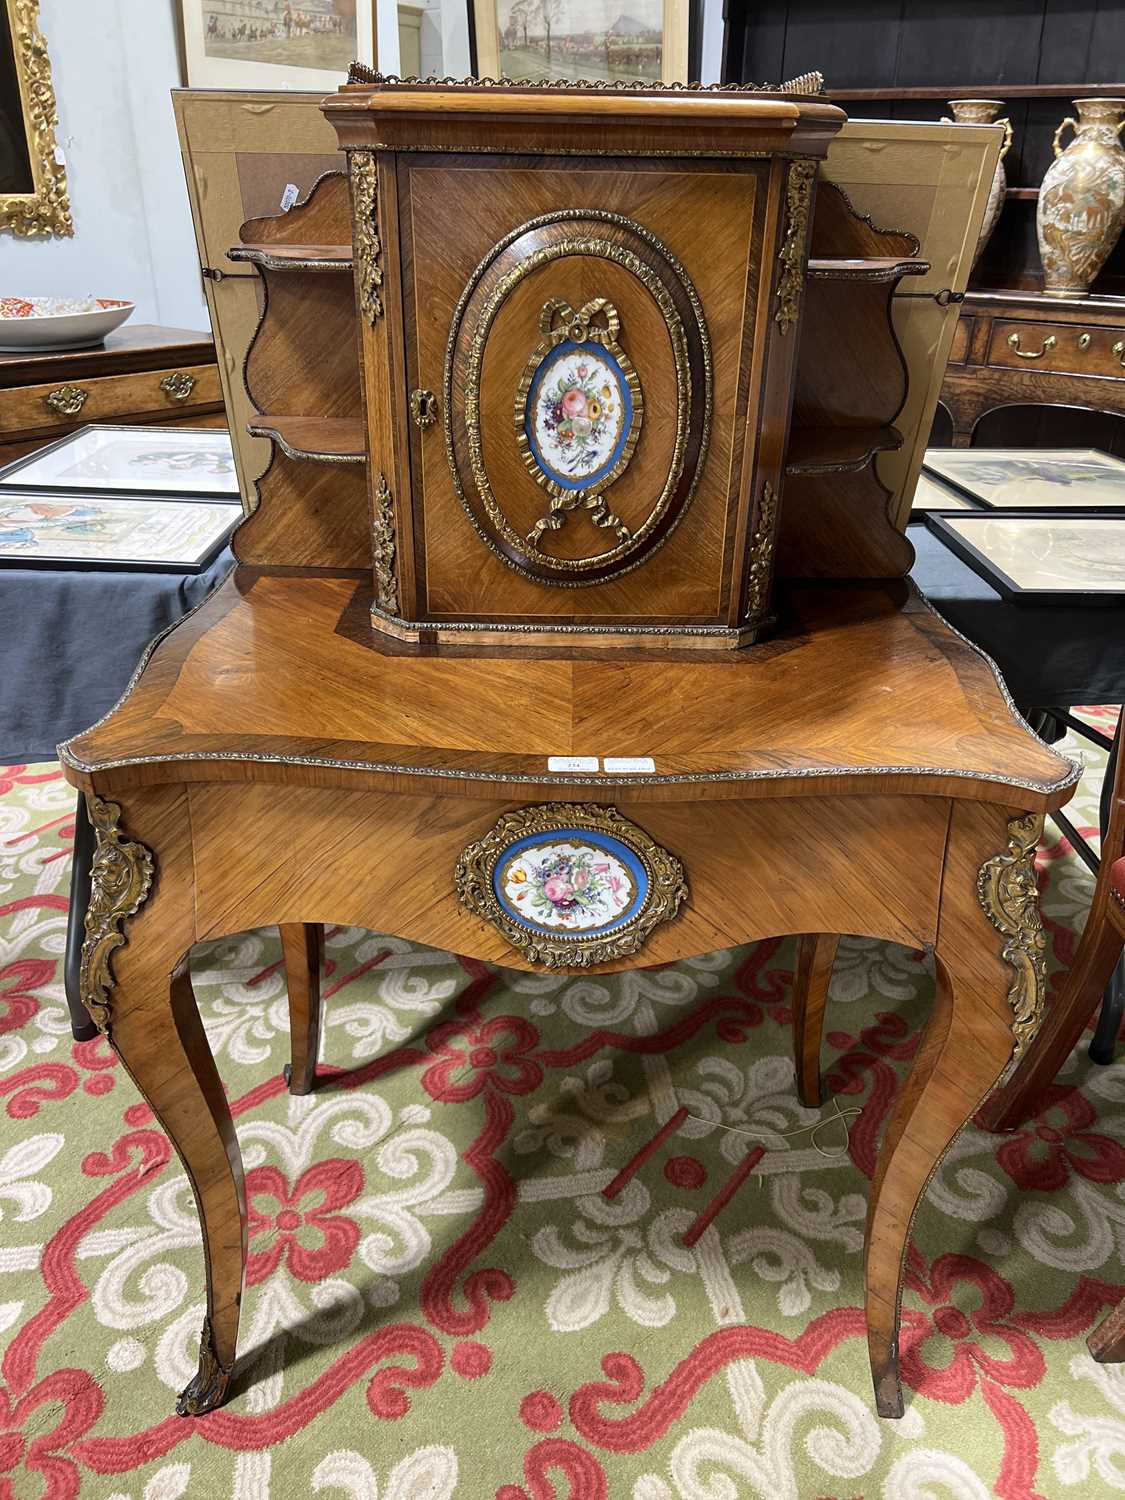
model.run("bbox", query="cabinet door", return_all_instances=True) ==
[398,155,769,625]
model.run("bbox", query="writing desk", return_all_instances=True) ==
[60,568,1077,1418]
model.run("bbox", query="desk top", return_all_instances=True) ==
[60,569,1079,812]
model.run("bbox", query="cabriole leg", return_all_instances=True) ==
[865,805,1044,1417]
[281,922,324,1095]
[791,932,839,1108]
[79,790,246,1416]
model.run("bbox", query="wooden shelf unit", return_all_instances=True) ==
[230,243,353,272]
[245,415,366,465]
[807,256,927,282]
[785,424,902,476]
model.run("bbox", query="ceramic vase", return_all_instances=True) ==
[1037,97,1125,298]
[945,99,1013,262]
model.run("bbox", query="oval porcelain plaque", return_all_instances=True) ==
[526,343,633,491]
[496,829,646,938]
[445,211,711,586]
[455,803,688,969]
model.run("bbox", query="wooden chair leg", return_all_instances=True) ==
[791,933,839,1108]
[866,804,1030,1418]
[1089,1299,1125,1363]
[280,922,324,1096]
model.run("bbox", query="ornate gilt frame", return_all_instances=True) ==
[1,0,72,237]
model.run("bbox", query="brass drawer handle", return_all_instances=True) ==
[160,371,197,402]
[45,384,89,417]
[410,388,438,429]
[1007,332,1056,360]
[1113,340,1125,368]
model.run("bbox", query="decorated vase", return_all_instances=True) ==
[1037,97,1125,298]
[945,99,1013,262]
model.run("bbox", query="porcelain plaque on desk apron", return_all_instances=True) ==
[445,211,712,586]
[455,804,688,967]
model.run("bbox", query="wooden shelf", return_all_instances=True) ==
[827,84,1125,102]
[228,243,353,273]
[246,415,366,465]
[785,425,903,476]
[807,257,928,282]
[1006,187,1040,201]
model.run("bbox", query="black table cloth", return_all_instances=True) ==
[0,549,234,764]
[907,523,1125,711]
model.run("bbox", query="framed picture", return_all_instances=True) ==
[922,447,1125,510]
[0,426,240,501]
[0,494,240,571]
[909,471,975,517]
[0,0,72,237]
[926,511,1125,605]
[471,0,689,84]
[177,1,376,91]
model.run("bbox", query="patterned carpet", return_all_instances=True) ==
[1,717,1124,1499]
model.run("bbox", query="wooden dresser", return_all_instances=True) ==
[943,289,1125,445]
[0,323,227,466]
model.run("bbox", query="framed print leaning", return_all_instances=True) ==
[0,493,240,571]
[177,1,376,91]
[0,427,239,500]
[922,448,1125,511]
[471,0,689,83]
[927,511,1125,605]
[0,0,72,236]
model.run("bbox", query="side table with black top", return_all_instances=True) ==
[909,521,1125,1060]
[0,547,235,1041]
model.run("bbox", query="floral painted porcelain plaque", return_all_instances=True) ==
[455,804,687,968]
[517,296,643,549]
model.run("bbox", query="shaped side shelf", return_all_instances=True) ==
[229,243,353,273]
[228,171,371,571]
[246,416,366,465]
[777,181,928,583]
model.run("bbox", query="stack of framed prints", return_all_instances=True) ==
[0,427,241,572]
[917,447,1125,605]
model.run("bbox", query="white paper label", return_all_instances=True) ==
[547,756,599,773]
[279,182,300,211]
[603,757,656,774]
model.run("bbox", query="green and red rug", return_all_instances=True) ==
[2,715,1124,1499]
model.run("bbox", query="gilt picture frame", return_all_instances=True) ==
[0,0,72,237]
[471,0,689,85]
[176,1,377,92]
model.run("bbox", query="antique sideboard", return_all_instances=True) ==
[63,74,1078,1423]
[0,324,226,467]
[941,287,1125,447]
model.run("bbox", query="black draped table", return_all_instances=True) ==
[0,549,234,764]
[908,523,1125,711]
